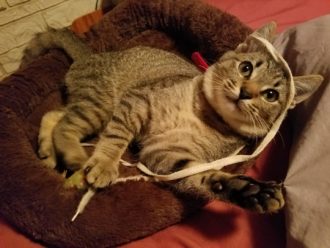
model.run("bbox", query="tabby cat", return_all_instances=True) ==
[22,23,322,213]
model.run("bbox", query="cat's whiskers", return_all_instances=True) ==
[211,72,226,82]
[212,74,234,88]
[245,109,261,140]
[255,114,270,135]
[277,130,286,147]
[211,80,236,95]
[240,103,270,139]
[245,102,271,132]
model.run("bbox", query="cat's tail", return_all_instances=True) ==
[20,28,92,67]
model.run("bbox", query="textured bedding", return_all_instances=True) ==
[1,0,330,248]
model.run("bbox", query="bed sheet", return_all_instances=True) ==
[207,0,330,31]
[1,0,330,247]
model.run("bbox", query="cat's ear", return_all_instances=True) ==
[235,22,277,53]
[252,21,277,42]
[292,75,323,106]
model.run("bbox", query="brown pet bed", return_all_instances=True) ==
[0,0,251,247]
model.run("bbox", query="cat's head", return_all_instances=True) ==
[203,22,323,138]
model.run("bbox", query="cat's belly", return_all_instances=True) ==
[138,123,245,174]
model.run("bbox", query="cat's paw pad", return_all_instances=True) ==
[84,157,119,188]
[211,175,284,213]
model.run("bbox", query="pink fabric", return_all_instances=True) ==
[207,0,330,31]
[122,203,285,248]
[0,219,43,248]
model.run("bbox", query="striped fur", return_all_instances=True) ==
[29,25,322,213]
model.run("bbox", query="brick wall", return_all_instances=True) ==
[0,0,98,79]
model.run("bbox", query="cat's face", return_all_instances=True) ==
[204,51,289,137]
[203,22,323,138]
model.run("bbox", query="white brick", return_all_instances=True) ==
[0,13,47,54]
[6,0,29,7]
[0,0,97,78]
[42,0,96,29]
[0,0,7,11]
[0,0,65,26]
[0,44,25,73]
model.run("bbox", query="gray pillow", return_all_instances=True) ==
[274,15,330,248]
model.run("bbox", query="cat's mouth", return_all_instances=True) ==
[224,91,243,112]
[223,90,260,126]
[223,87,253,114]
[211,87,267,137]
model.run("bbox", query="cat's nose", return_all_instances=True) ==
[239,87,252,100]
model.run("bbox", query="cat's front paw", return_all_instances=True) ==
[211,175,284,213]
[84,156,119,188]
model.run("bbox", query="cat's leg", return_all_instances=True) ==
[84,117,135,188]
[173,168,284,213]
[52,103,109,171]
[142,152,283,212]
[38,109,65,168]
[84,92,149,188]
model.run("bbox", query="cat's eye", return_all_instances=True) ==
[239,61,253,78]
[261,89,279,102]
